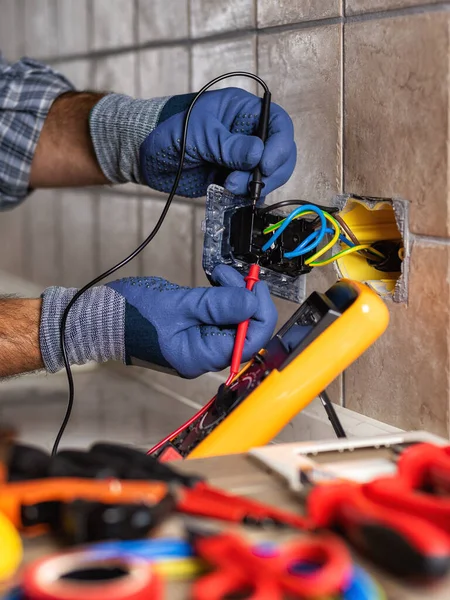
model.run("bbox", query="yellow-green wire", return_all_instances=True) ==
[305,212,340,265]
[263,210,317,235]
[262,210,385,265]
[309,244,376,267]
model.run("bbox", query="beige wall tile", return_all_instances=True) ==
[258,0,341,28]
[98,194,140,280]
[258,25,342,205]
[24,0,58,57]
[60,191,97,288]
[0,0,24,61]
[138,47,189,98]
[346,0,442,15]
[192,36,257,93]
[95,52,136,95]
[141,200,193,286]
[345,241,450,437]
[190,0,255,38]
[137,0,189,42]
[92,0,134,50]
[53,60,93,90]
[57,0,89,55]
[344,13,449,237]
[0,201,28,278]
[27,190,61,287]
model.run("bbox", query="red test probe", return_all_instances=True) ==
[226,264,260,385]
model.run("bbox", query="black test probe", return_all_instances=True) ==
[249,90,272,207]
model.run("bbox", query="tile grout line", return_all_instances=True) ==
[36,2,450,66]
[86,0,94,54]
[411,233,450,246]
[133,1,143,276]
[65,186,206,207]
[346,1,450,22]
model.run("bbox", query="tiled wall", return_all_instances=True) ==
[0,1,449,437]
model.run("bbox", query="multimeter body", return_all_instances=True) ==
[152,279,389,460]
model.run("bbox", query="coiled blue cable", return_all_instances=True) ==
[261,205,327,253]
[284,228,355,260]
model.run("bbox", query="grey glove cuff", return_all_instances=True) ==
[39,286,126,374]
[89,93,170,185]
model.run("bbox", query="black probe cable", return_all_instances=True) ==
[52,72,271,456]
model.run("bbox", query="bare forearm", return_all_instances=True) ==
[30,92,109,188]
[0,299,43,377]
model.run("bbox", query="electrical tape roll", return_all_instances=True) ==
[22,550,162,600]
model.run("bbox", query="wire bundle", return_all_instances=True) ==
[261,202,384,267]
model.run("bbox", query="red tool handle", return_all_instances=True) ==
[307,482,450,580]
[397,442,450,493]
[192,531,351,600]
[177,482,309,529]
[229,264,260,377]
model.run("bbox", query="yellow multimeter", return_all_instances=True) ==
[158,279,389,460]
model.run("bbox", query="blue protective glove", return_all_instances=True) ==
[39,266,278,379]
[89,88,296,200]
[140,88,296,199]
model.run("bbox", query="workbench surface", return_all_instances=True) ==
[13,453,450,599]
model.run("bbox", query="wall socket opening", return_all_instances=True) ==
[332,195,410,303]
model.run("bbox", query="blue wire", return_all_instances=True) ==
[285,228,355,260]
[261,205,327,253]
[262,206,356,260]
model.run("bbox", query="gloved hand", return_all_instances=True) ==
[39,266,277,379]
[90,88,296,200]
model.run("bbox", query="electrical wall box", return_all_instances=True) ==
[202,185,313,303]
[202,186,409,304]
[331,194,409,303]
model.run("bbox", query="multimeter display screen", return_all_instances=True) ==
[167,283,358,457]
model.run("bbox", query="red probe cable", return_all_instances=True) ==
[148,264,260,457]
[228,264,260,381]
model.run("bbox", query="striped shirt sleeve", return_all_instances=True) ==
[0,55,74,210]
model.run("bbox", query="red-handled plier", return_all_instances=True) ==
[190,528,352,600]
[362,443,450,534]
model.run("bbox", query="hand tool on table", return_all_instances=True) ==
[396,441,450,493]
[303,473,450,580]
[361,442,450,535]
[188,523,353,600]
[0,442,308,541]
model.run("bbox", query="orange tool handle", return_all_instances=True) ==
[230,264,260,376]
[0,478,169,530]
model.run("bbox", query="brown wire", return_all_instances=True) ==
[334,214,359,245]
[333,214,384,262]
